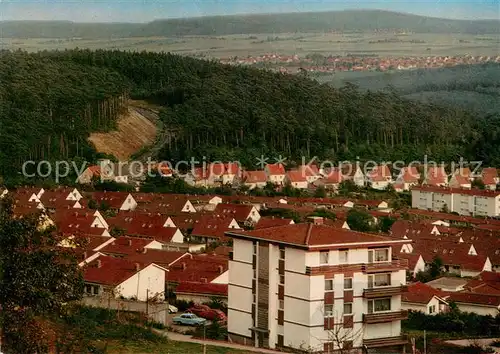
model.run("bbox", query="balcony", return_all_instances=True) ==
[363,335,408,348]
[305,258,408,276]
[363,285,408,298]
[363,310,408,324]
[362,259,408,273]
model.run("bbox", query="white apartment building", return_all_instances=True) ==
[226,224,410,353]
[411,186,500,217]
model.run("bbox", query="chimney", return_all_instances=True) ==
[83,251,87,260]
[218,265,224,274]
[128,239,132,246]
[200,277,207,283]
[135,263,141,271]
[96,259,102,268]
[308,216,324,225]
[142,248,147,254]
[182,262,187,271]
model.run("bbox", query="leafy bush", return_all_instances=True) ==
[403,309,500,337]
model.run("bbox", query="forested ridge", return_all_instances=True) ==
[0,51,129,177]
[1,10,499,38]
[1,49,500,181]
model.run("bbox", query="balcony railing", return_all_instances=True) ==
[363,335,408,348]
[363,310,408,324]
[305,258,409,276]
[362,259,409,273]
[363,285,408,298]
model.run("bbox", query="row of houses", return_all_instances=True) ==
[7,184,500,353]
[219,53,500,72]
[75,160,500,195]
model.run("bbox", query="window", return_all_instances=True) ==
[339,249,349,264]
[343,302,353,315]
[324,304,334,317]
[279,274,285,285]
[374,273,391,287]
[368,273,391,288]
[369,248,389,262]
[253,269,257,279]
[344,277,353,290]
[320,251,329,264]
[92,286,99,295]
[429,305,436,314]
[279,246,285,260]
[253,294,256,304]
[325,279,334,291]
[253,242,257,255]
[278,299,284,310]
[368,298,391,313]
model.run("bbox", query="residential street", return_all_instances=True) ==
[160,331,280,353]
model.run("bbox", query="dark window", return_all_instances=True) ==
[277,334,284,347]
[278,310,284,325]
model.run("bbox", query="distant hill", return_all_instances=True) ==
[1,10,499,38]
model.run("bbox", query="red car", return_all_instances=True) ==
[188,305,227,323]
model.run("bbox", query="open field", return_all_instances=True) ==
[2,32,499,58]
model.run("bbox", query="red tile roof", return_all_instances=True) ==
[243,171,267,184]
[322,168,342,184]
[399,167,420,183]
[266,163,285,176]
[126,249,189,267]
[167,254,228,284]
[368,165,392,182]
[454,167,472,178]
[90,191,132,209]
[88,165,101,176]
[175,282,228,296]
[191,215,239,241]
[84,255,143,286]
[402,282,447,304]
[287,170,307,183]
[107,213,182,242]
[450,174,470,187]
[99,237,156,256]
[212,245,232,256]
[446,292,500,307]
[213,204,255,222]
[227,223,408,249]
[255,217,294,229]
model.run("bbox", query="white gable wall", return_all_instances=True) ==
[115,264,166,301]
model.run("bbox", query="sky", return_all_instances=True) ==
[0,0,498,23]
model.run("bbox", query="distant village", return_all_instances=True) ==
[4,160,500,352]
[218,54,500,73]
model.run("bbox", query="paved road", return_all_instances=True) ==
[161,331,281,353]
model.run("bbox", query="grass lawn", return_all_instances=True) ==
[105,340,253,354]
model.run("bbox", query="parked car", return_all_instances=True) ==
[188,304,227,323]
[168,304,178,314]
[172,313,207,326]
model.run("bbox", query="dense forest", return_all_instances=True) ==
[319,63,500,116]
[1,49,500,182]
[0,51,129,177]
[1,10,499,39]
